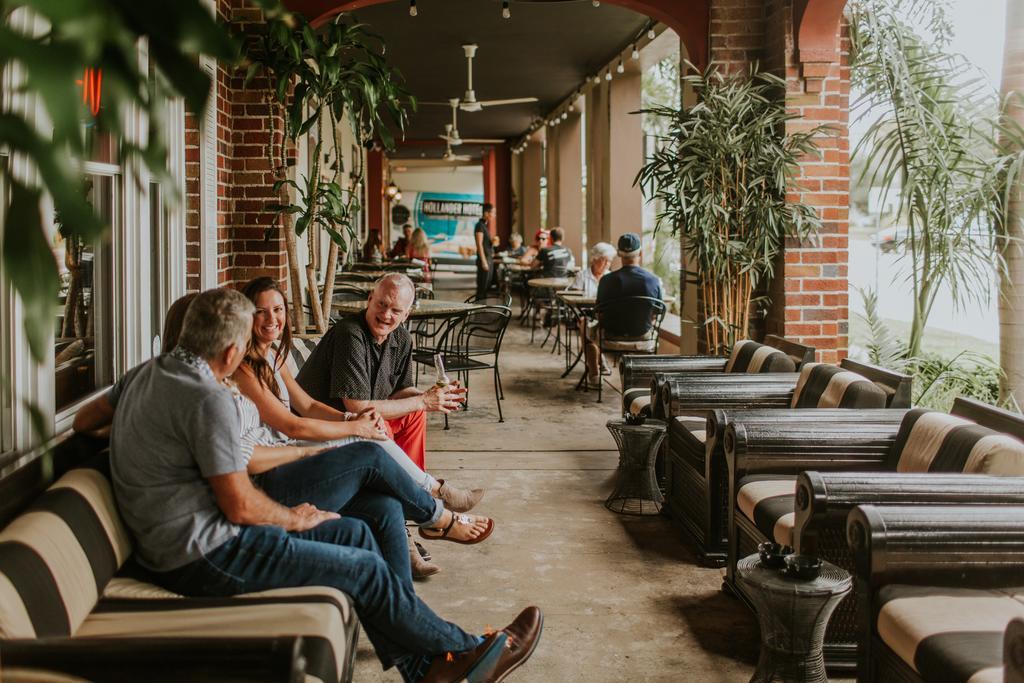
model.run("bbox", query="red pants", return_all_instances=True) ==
[385,409,427,470]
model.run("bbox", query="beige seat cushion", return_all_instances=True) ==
[82,583,355,683]
[735,476,796,547]
[877,584,1024,682]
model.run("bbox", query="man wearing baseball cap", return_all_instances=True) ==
[588,232,663,385]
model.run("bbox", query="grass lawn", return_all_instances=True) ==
[848,314,999,362]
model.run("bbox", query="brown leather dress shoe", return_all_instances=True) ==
[485,606,544,682]
[420,632,507,683]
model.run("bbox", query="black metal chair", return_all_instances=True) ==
[413,305,511,428]
[465,292,512,308]
[592,296,667,404]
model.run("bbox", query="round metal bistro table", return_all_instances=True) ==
[604,419,667,515]
[736,554,852,683]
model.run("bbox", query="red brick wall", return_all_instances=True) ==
[184,0,289,294]
[706,0,850,363]
[762,0,850,364]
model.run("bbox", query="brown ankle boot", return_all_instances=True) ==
[408,528,440,579]
[437,479,485,513]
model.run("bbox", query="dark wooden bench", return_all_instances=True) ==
[725,397,1024,672]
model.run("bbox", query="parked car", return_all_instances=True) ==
[870,225,907,252]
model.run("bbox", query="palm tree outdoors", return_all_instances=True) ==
[999,0,1024,408]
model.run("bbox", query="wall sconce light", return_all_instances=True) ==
[409,0,417,16]
[385,181,400,199]
[393,191,403,202]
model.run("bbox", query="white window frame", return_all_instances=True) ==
[199,56,219,290]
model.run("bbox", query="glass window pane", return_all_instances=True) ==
[79,68,119,165]
[55,174,115,411]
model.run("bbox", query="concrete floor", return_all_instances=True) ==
[352,302,765,682]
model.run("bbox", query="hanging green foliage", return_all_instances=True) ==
[0,0,281,363]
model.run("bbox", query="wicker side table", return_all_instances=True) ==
[605,419,667,515]
[737,554,852,683]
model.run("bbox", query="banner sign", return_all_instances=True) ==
[420,199,482,219]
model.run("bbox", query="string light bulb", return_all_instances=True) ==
[409,0,417,16]
[632,44,640,60]
[592,0,600,6]
[561,111,568,121]
[647,27,656,40]
[592,75,601,85]
[605,70,612,81]
[616,58,625,74]
[502,0,510,19]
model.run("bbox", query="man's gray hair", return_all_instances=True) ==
[178,288,255,360]
[373,273,416,303]
[590,242,616,261]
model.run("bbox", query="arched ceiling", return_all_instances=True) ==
[294,0,655,160]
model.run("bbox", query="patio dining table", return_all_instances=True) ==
[331,298,483,320]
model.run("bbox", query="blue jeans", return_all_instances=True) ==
[154,519,479,671]
[252,442,444,587]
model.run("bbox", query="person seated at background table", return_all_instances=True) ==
[518,229,548,266]
[297,273,465,472]
[568,241,616,296]
[533,227,573,278]
[362,230,384,262]
[408,227,432,281]
[585,233,663,385]
[389,223,414,259]
[71,287,542,683]
[506,233,527,259]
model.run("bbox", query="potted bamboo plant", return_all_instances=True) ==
[246,12,412,333]
[636,63,826,353]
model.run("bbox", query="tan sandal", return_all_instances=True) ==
[419,513,494,545]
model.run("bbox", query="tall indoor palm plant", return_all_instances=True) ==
[247,13,411,333]
[635,64,825,353]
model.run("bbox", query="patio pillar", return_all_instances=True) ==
[366,148,386,236]
[608,58,644,254]
[763,0,850,364]
[586,80,611,247]
[546,123,560,231]
[555,108,584,263]
[521,130,544,236]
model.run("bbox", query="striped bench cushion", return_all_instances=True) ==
[736,475,797,547]
[624,389,650,417]
[0,467,132,638]
[789,362,887,409]
[894,410,1024,474]
[81,584,355,683]
[282,337,320,378]
[669,416,708,446]
[877,584,1024,683]
[724,340,797,374]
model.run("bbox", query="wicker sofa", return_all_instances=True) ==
[849,504,1024,682]
[657,357,911,566]
[619,335,815,420]
[0,336,358,682]
[724,397,1024,672]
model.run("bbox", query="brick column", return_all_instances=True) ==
[763,0,850,364]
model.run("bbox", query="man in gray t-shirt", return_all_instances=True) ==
[106,351,245,571]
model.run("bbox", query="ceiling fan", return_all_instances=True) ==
[439,98,504,146]
[424,44,539,113]
[442,140,472,163]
